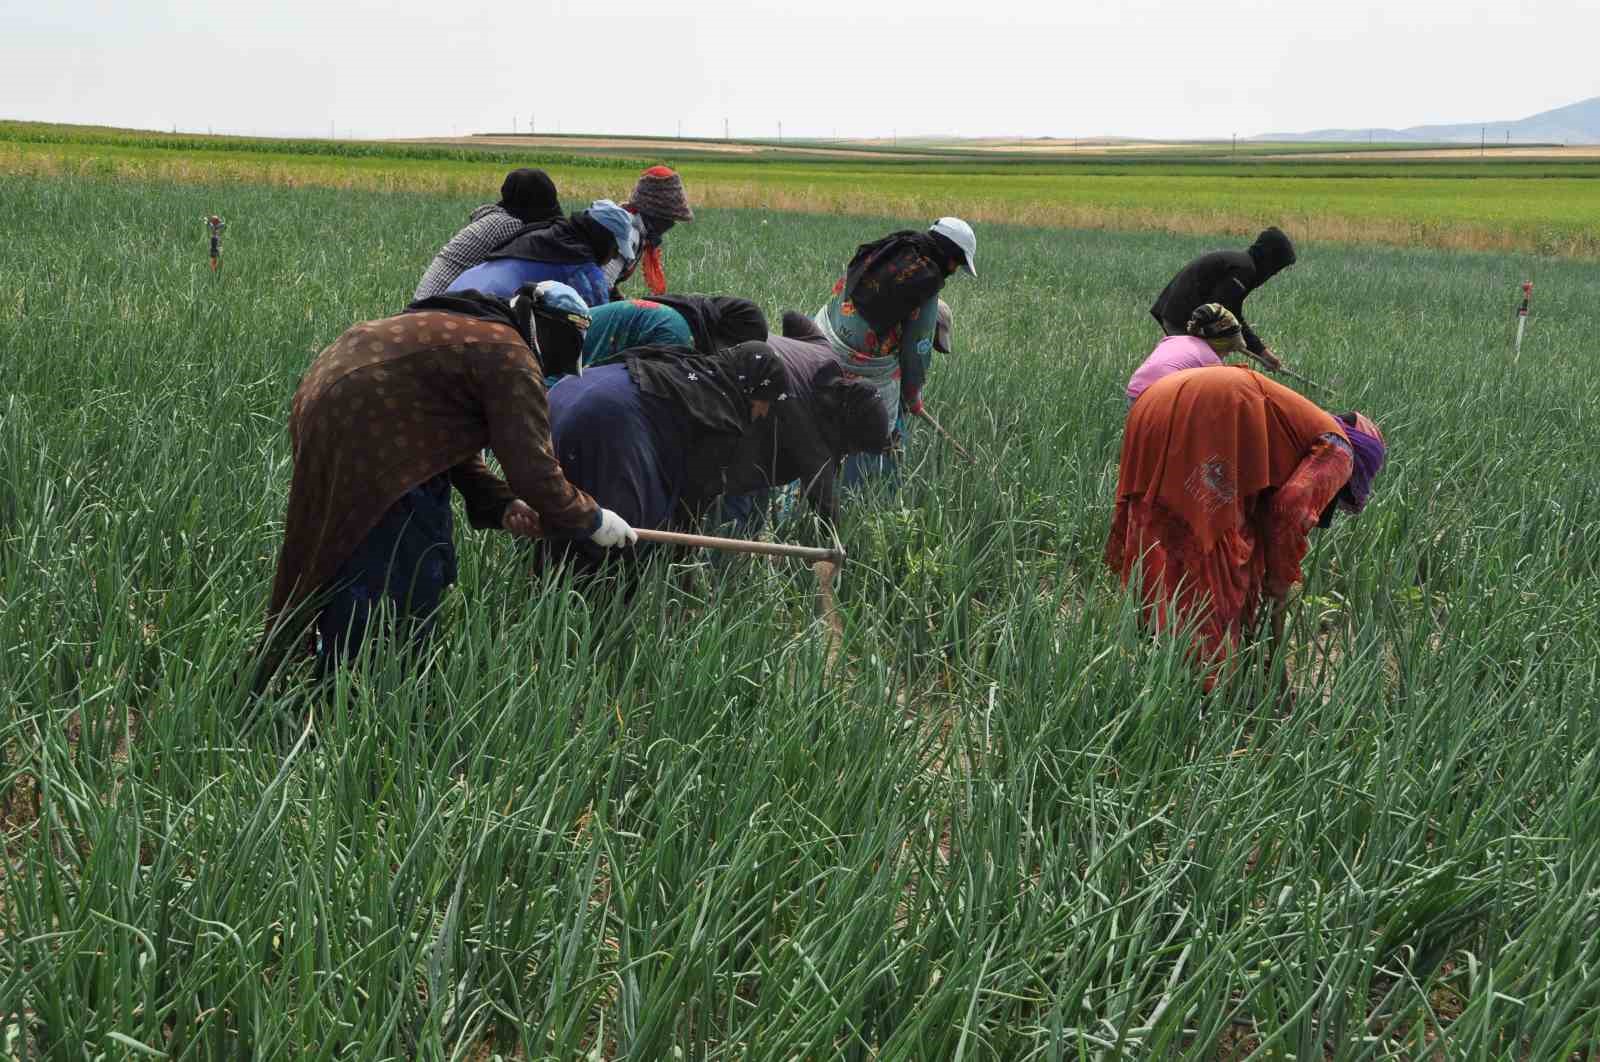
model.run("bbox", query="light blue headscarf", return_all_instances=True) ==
[586,199,640,263]
[533,280,591,325]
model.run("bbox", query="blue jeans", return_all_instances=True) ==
[317,474,456,669]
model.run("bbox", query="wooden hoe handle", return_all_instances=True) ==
[633,527,845,564]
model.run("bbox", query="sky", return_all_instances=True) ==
[1,0,1594,142]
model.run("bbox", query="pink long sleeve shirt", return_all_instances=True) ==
[1126,336,1222,404]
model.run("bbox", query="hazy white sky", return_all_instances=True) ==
[2,0,1593,141]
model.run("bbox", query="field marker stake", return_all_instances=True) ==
[1514,280,1533,364]
[203,214,225,272]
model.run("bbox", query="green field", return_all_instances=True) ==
[6,121,1600,257]
[4,172,1600,1058]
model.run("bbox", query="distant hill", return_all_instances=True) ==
[1258,95,1600,146]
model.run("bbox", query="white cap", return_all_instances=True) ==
[929,217,977,278]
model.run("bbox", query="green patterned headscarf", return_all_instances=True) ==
[1186,303,1248,354]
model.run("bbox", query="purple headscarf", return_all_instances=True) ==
[1336,412,1386,514]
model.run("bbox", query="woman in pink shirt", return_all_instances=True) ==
[1126,303,1252,406]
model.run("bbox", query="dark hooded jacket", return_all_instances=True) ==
[679,333,892,523]
[1149,227,1296,356]
[488,211,617,265]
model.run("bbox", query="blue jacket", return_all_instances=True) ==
[448,258,612,308]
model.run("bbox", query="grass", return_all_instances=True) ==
[6,121,1600,258]
[4,173,1600,1058]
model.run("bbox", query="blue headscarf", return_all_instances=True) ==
[532,280,591,328]
[586,199,640,264]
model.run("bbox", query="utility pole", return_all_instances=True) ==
[1481,126,1485,156]
[777,120,782,142]
[677,119,682,139]
[724,117,729,140]
[1232,132,1237,155]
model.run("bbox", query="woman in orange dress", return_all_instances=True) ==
[1105,365,1387,688]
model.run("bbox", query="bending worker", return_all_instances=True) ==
[263,283,636,673]
[815,217,977,484]
[1149,227,1297,371]
[448,200,639,308]
[1105,365,1386,693]
[414,168,562,300]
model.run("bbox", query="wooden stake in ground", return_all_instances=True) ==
[1514,280,1533,363]
[204,215,226,272]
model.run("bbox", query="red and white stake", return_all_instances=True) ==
[1514,280,1533,363]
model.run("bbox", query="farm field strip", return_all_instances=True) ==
[6,121,1600,257]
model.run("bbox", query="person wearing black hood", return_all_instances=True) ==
[539,341,787,573]
[414,169,563,300]
[262,282,636,674]
[1149,227,1297,370]
[680,319,893,529]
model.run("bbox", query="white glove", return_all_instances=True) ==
[589,508,638,549]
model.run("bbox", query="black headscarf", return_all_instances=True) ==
[498,168,561,224]
[649,294,769,355]
[810,363,892,456]
[487,211,616,265]
[626,340,787,436]
[1247,226,1297,281]
[841,230,954,332]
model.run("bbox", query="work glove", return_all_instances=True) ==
[589,508,638,548]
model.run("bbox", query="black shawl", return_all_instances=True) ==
[678,335,890,523]
[405,289,539,360]
[649,294,769,355]
[841,230,954,332]
[626,340,786,436]
[487,212,616,265]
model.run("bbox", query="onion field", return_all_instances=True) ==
[3,174,1600,1058]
